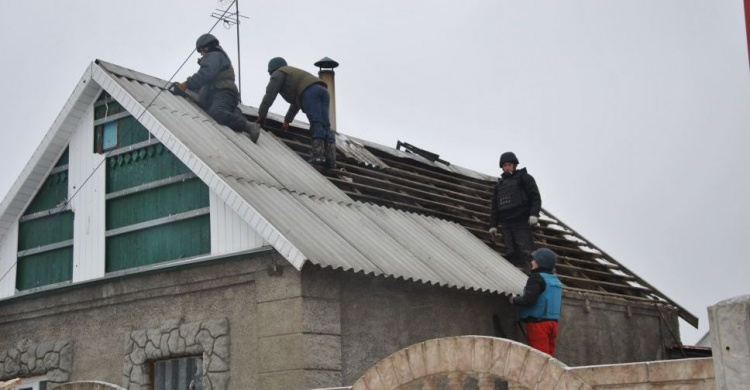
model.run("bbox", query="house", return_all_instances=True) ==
[0,60,695,390]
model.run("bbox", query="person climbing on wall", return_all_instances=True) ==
[488,151,542,271]
[176,34,260,143]
[510,248,563,356]
[256,57,336,169]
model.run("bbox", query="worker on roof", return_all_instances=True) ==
[488,151,542,271]
[177,34,260,143]
[510,248,563,356]
[256,57,336,169]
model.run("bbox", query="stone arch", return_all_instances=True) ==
[350,336,591,390]
[55,382,126,390]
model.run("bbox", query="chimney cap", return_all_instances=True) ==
[314,57,339,70]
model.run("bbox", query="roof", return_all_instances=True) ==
[0,59,697,327]
[0,60,527,297]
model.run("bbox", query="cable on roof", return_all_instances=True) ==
[0,1,238,287]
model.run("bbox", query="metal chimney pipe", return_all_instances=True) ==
[314,57,339,131]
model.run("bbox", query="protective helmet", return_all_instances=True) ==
[196,34,219,51]
[532,248,557,269]
[268,57,288,74]
[499,151,519,167]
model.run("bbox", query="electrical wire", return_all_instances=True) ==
[0,1,237,287]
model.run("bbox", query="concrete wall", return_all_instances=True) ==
[328,270,681,385]
[557,291,681,366]
[332,269,514,385]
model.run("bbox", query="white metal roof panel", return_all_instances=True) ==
[96,60,350,202]
[222,178,523,294]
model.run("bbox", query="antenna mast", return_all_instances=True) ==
[212,0,249,99]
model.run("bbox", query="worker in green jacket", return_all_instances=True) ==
[257,57,336,169]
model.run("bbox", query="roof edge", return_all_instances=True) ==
[0,61,102,243]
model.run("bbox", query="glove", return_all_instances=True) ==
[528,216,539,226]
[281,121,290,131]
[488,227,498,240]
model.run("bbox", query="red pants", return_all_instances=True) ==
[526,321,559,356]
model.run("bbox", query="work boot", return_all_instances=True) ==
[324,141,337,170]
[244,122,261,144]
[308,139,325,166]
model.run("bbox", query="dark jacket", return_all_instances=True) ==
[489,168,541,226]
[258,66,326,123]
[185,48,238,107]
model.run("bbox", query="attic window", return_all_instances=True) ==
[102,121,119,150]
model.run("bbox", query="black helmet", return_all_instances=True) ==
[268,57,287,74]
[196,34,219,51]
[499,152,519,167]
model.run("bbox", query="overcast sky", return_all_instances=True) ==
[0,0,748,345]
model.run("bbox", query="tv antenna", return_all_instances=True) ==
[211,0,249,99]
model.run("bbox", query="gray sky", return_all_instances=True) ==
[1,0,748,345]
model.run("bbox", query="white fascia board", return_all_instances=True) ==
[0,62,101,242]
[90,64,308,270]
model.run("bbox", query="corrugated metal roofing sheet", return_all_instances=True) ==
[223,178,525,294]
[93,60,525,295]
[97,60,350,202]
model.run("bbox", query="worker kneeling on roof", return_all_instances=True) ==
[489,151,542,271]
[177,34,259,143]
[510,248,563,356]
[256,57,336,170]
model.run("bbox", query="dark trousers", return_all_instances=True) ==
[301,84,335,142]
[526,321,558,356]
[206,89,250,133]
[501,222,534,268]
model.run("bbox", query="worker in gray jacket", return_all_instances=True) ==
[257,57,336,169]
[178,34,259,143]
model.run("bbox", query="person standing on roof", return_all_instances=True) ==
[256,57,336,169]
[177,34,259,143]
[510,248,563,356]
[488,151,542,270]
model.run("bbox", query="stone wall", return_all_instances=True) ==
[572,358,715,389]
[0,339,74,386]
[123,318,229,390]
[0,251,269,389]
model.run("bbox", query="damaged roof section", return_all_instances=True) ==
[261,114,698,328]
